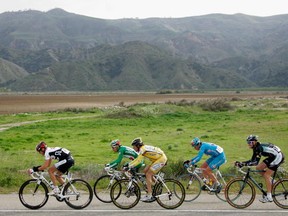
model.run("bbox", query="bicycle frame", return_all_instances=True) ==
[186,166,225,192]
[237,167,280,196]
[30,171,77,199]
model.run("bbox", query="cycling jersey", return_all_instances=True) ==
[108,146,140,169]
[44,147,74,173]
[129,145,166,168]
[44,147,72,161]
[191,142,226,169]
[243,143,284,170]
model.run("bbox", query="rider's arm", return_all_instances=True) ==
[190,149,205,165]
[129,154,144,168]
[108,149,124,168]
[38,158,52,171]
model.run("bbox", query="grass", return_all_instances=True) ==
[0,97,287,193]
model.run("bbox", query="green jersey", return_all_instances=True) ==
[108,146,142,169]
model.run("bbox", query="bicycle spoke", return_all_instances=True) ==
[225,178,255,209]
[155,179,185,209]
[177,174,201,202]
[64,179,93,209]
[273,178,288,209]
[110,179,140,209]
[18,180,49,209]
[94,175,115,203]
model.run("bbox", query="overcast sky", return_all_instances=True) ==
[1,0,288,19]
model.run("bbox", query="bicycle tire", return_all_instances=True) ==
[225,177,255,209]
[177,174,201,202]
[63,179,93,209]
[272,178,288,209]
[154,178,185,209]
[93,175,119,203]
[110,179,141,209]
[18,179,49,209]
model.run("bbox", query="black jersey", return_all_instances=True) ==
[44,147,71,161]
[244,143,282,166]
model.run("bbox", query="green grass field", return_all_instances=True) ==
[0,97,287,193]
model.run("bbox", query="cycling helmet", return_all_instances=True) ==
[111,139,121,148]
[131,137,143,147]
[36,141,47,152]
[246,135,258,143]
[191,137,201,147]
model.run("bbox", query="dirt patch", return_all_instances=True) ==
[0,91,287,114]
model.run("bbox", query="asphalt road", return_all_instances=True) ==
[1,193,287,216]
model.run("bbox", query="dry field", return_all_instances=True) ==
[0,91,287,114]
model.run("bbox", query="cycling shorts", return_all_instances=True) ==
[55,156,75,173]
[149,154,167,174]
[206,152,226,170]
[263,152,285,171]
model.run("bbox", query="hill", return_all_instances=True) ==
[0,9,288,91]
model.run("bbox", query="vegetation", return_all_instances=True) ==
[1,10,288,91]
[0,97,287,193]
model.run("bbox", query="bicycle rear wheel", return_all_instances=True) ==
[110,179,141,209]
[177,174,201,202]
[225,177,255,209]
[18,179,49,209]
[155,178,185,209]
[64,179,93,209]
[93,175,118,203]
[272,178,288,209]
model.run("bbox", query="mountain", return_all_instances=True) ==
[0,9,288,91]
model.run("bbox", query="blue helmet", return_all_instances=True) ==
[191,137,201,147]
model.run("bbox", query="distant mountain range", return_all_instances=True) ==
[0,8,287,91]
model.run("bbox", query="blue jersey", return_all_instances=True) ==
[191,142,224,165]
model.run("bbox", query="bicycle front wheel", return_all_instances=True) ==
[64,179,93,209]
[225,177,255,209]
[272,178,288,209]
[110,179,141,209]
[177,174,201,202]
[18,179,49,209]
[93,175,118,203]
[154,178,185,209]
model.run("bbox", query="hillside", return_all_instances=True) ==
[0,9,288,91]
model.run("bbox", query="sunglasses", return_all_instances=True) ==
[247,141,254,145]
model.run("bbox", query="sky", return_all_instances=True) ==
[1,0,288,19]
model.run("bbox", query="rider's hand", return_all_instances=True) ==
[234,161,244,168]
[27,168,34,175]
[122,165,130,171]
[183,160,190,168]
[32,165,41,172]
[104,166,110,172]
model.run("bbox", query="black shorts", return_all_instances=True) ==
[263,152,284,171]
[55,157,75,174]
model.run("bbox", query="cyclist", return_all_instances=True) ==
[31,141,75,195]
[105,139,143,171]
[126,137,167,202]
[235,135,285,203]
[184,137,226,192]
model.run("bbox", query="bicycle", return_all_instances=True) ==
[19,170,93,209]
[93,167,124,203]
[110,169,185,209]
[225,166,288,209]
[177,164,231,202]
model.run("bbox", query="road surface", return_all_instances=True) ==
[1,193,287,216]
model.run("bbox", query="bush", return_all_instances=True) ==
[198,98,234,112]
